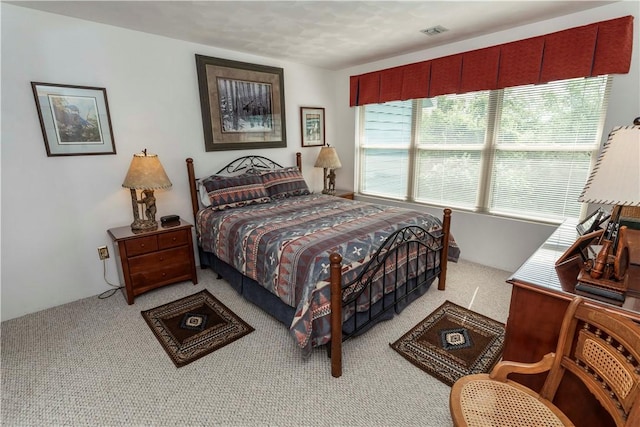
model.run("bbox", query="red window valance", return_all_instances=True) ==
[350,15,633,106]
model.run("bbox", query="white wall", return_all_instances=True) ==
[332,0,640,271]
[2,2,638,321]
[0,4,336,320]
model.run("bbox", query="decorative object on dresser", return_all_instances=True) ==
[195,54,286,151]
[314,145,342,195]
[390,300,504,386]
[107,219,198,304]
[31,82,116,156]
[450,296,640,427]
[576,123,640,302]
[160,214,180,227]
[122,150,172,231]
[141,290,254,367]
[300,107,325,147]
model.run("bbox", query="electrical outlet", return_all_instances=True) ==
[98,246,109,260]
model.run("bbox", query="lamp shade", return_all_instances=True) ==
[122,152,172,190]
[314,146,342,169]
[578,125,640,206]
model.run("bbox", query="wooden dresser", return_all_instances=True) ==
[505,220,640,426]
[108,220,198,304]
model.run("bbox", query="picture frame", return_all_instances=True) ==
[557,228,604,265]
[576,207,610,235]
[195,54,286,151]
[31,82,116,156]
[300,107,325,147]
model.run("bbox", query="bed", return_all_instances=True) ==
[186,153,459,377]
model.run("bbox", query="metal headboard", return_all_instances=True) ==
[216,155,284,175]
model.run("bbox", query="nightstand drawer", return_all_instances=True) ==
[128,246,190,274]
[130,261,193,291]
[125,235,158,256]
[158,229,189,249]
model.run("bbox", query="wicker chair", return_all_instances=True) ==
[449,297,640,426]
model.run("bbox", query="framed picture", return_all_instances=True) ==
[300,107,325,147]
[576,207,610,235]
[557,228,604,265]
[31,82,116,156]
[195,54,286,151]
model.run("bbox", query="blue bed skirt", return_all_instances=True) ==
[199,249,436,339]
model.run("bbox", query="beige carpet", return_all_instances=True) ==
[1,260,511,426]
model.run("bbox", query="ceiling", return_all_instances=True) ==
[12,1,616,70]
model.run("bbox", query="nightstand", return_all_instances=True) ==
[107,219,198,304]
[333,189,355,200]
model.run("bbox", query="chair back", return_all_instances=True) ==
[541,298,640,426]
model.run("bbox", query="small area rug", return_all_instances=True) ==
[142,289,254,367]
[390,300,504,386]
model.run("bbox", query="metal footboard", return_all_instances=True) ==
[328,208,452,377]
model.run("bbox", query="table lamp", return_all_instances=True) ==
[314,145,342,195]
[576,123,640,296]
[122,149,172,231]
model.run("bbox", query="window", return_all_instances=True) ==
[358,76,611,221]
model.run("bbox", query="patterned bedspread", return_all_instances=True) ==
[197,194,459,353]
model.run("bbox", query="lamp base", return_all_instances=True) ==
[128,188,159,232]
[131,219,157,232]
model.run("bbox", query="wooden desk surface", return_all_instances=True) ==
[508,220,640,317]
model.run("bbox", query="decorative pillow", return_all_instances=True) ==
[259,167,311,199]
[197,180,212,207]
[200,174,271,211]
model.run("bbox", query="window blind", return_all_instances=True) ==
[359,101,411,198]
[490,76,611,219]
[358,75,611,221]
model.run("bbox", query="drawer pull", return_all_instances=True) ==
[140,243,145,247]
[172,237,177,241]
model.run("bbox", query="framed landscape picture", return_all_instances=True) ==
[300,107,325,147]
[195,54,287,151]
[31,82,116,156]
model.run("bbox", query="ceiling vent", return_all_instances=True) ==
[420,25,449,36]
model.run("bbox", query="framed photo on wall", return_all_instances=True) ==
[31,82,116,156]
[300,107,325,147]
[195,54,287,151]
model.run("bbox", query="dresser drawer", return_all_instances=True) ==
[125,235,158,256]
[158,229,189,249]
[128,246,190,274]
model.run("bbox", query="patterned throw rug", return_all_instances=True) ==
[390,300,504,386]
[142,290,254,367]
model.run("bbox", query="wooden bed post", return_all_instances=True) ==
[329,252,343,378]
[438,208,452,291]
[186,158,199,223]
[296,152,302,172]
